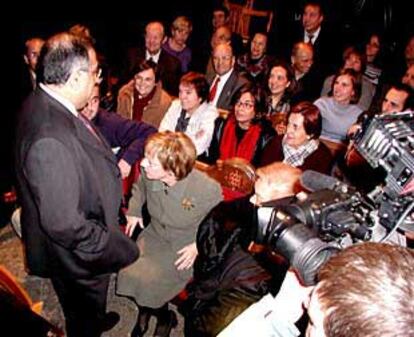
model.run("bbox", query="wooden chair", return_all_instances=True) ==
[226,0,274,43]
[195,157,256,198]
[0,265,64,336]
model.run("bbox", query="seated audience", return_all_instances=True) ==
[123,21,182,96]
[219,242,414,337]
[260,102,333,174]
[184,162,302,337]
[117,59,172,128]
[116,131,222,337]
[321,46,376,110]
[159,72,218,156]
[202,87,275,167]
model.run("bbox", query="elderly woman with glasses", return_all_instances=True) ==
[202,87,275,167]
[117,131,222,337]
[260,101,333,174]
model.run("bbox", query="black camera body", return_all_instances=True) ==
[257,112,414,285]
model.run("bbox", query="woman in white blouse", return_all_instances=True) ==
[159,72,218,155]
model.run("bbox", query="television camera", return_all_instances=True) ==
[256,112,414,285]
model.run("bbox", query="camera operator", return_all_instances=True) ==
[343,83,413,193]
[219,242,414,337]
[183,162,302,337]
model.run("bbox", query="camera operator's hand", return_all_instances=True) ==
[272,269,314,323]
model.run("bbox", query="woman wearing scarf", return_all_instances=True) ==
[203,87,275,167]
[260,101,333,174]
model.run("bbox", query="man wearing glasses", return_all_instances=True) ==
[15,32,139,337]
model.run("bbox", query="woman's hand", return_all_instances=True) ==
[175,242,198,270]
[125,216,143,237]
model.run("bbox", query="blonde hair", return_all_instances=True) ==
[171,16,192,32]
[145,131,196,180]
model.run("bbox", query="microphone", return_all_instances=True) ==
[300,170,343,192]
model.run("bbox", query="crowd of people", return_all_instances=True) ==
[12,1,414,337]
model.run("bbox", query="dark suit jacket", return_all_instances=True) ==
[15,88,139,279]
[92,108,156,165]
[125,47,182,97]
[208,70,251,111]
[288,25,342,77]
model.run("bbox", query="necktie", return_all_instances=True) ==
[308,34,314,45]
[175,109,191,132]
[209,76,220,102]
[78,113,102,143]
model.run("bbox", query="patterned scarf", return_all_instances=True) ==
[219,116,262,162]
[282,137,319,167]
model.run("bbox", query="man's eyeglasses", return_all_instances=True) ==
[235,101,254,109]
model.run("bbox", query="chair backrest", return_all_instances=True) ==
[195,157,256,195]
[226,0,273,42]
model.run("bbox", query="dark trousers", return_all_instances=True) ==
[51,274,110,337]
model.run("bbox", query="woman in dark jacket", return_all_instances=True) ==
[260,101,333,174]
[203,87,275,167]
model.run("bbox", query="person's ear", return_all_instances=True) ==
[23,55,29,65]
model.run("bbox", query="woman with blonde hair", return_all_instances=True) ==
[117,131,222,337]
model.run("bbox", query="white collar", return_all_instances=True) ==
[39,83,79,117]
[146,49,161,63]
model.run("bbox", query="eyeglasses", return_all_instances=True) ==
[235,101,254,109]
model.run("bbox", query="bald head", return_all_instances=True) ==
[291,42,314,77]
[253,162,302,204]
[212,43,235,76]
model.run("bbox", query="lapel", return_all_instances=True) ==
[43,91,118,167]
[217,70,237,107]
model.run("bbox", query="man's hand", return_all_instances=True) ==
[175,242,198,270]
[125,216,143,237]
[118,159,132,179]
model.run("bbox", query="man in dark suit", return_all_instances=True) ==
[15,32,139,337]
[287,1,341,77]
[124,21,182,97]
[208,43,251,111]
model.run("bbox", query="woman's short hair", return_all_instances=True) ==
[145,131,196,180]
[289,101,322,139]
[180,72,209,103]
[132,59,159,82]
[330,68,362,104]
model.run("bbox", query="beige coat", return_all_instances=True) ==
[117,81,172,128]
[116,169,222,308]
